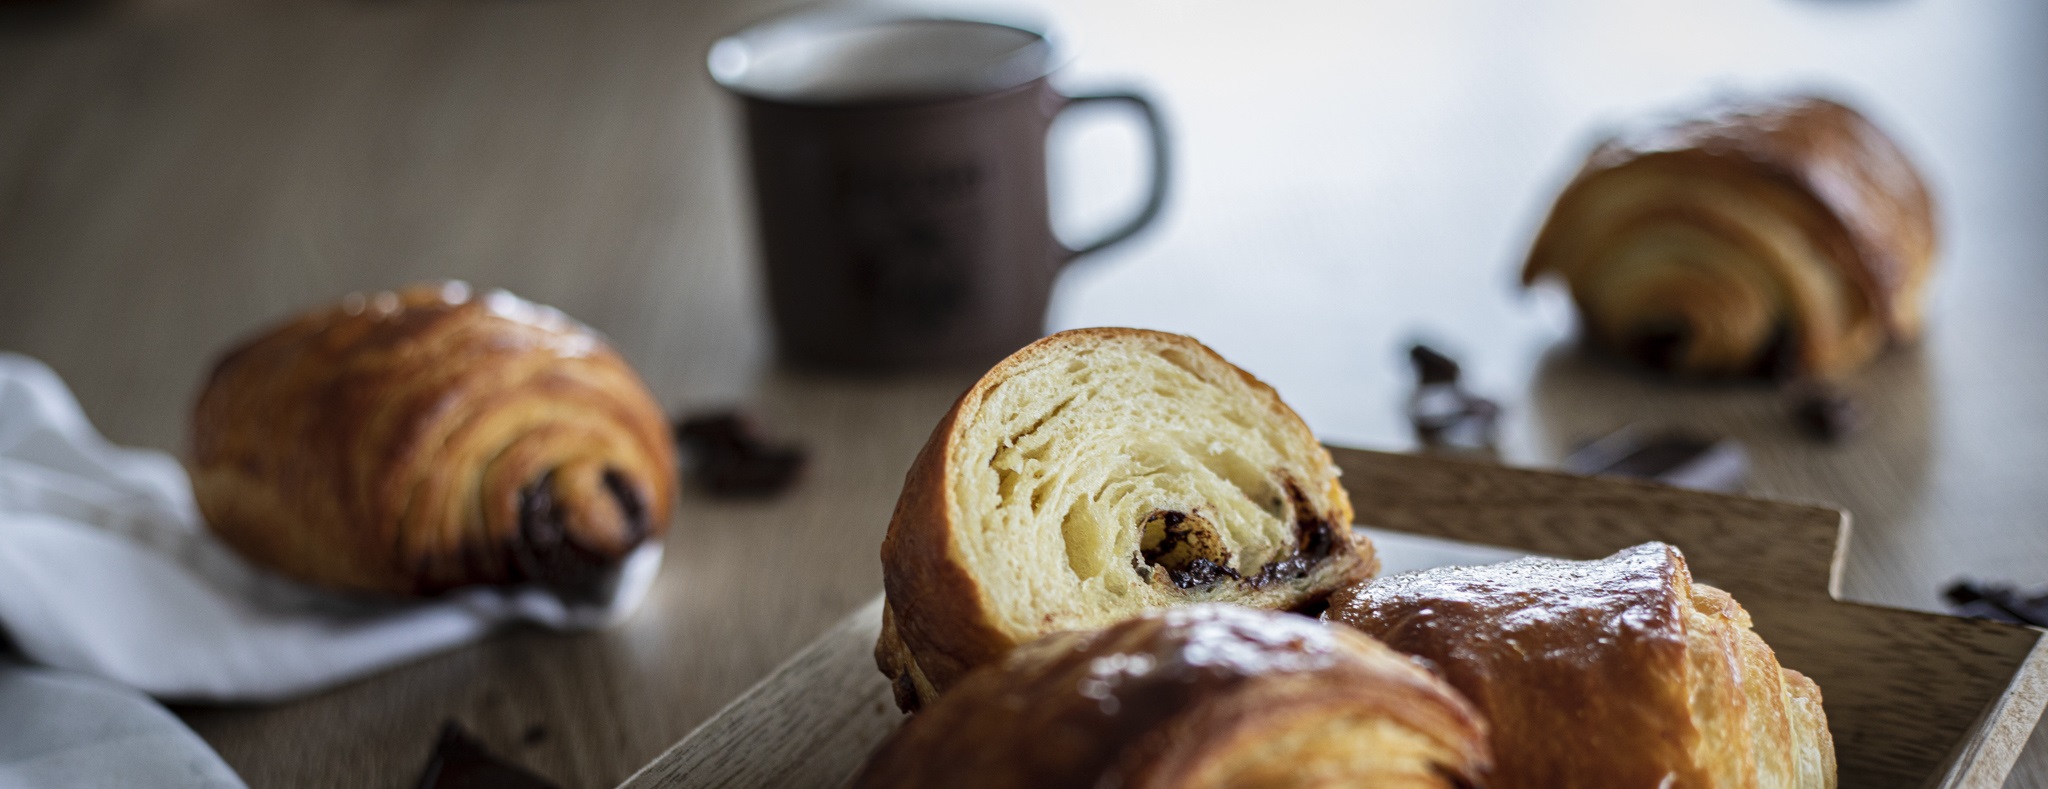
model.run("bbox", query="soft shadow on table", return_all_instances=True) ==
[0,0,117,30]
[1525,342,1935,604]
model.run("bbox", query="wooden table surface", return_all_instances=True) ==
[3,0,2044,786]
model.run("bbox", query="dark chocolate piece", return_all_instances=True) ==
[1139,510,1241,589]
[1562,426,1748,493]
[674,411,808,498]
[1404,343,1500,454]
[415,721,563,789]
[1409,344,1462,386]
[1133,480,1341,592]
[1244,481,1339,589]
[1787,383,1865,442]
[1166,557,1239,589]
[1409,391,1500,451]
[1945,580,2048,627]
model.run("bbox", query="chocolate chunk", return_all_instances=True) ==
[1403,343,1500,454]
[1409,344,1462,386]
[1562,426,1748,493]
[1410,391,1500,451]
[1945,580,2048,627]
[1244,482,1339,589]
[674,411,807,498]
[1166,557,1239,589]
[1787,383,1864,442]
[1139,510,1240,589]
[416,721,563,789]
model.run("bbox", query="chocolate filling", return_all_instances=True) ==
[1244,481,1338,589]
[1165,557,1238,589]
[1135,480,1339,592]
[1140,510,1241,589]
[510,468,648,601]
[1751,321,1798,379]
[1626,319,1690,371]
[601,468,648,536]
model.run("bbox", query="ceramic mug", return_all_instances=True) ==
[710,10,1169,370]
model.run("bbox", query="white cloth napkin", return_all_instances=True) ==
[0,352,663,703]
[0,659,244,788]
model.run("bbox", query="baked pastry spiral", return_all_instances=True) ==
[189,282,676,597]
[876,328,1376,711]
[853,604,1490,789]
[1523,94,1936,379]
[1326,542,1835,788]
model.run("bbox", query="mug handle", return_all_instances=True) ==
[1053,92,1171,264]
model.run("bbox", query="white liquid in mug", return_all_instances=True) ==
[711,18,1052,103]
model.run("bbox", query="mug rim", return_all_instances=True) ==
[706,7,1069,108]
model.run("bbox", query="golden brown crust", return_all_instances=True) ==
[875,385,1012,706]
[1326,543,1835,788]
[875,328,1372,711]
[853,604,1490,789]
[1524,94,1937,378]
[188,282,676,597]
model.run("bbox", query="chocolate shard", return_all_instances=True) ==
[416,721,563,789]
[673,410,808,498]
[1786,382,1865,442]
[1409,344,1462,386]
[1945,580,2048,627]
[1561,425,1748,494]
[1166,557,1240,589]
[1139,509,1240,590]
[1403,342,1500,454]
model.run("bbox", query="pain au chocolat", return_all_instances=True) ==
[853,604,1489,789]
[1326,542,1835,788]
[1523,94,1936,379]
[188,283,676,597]
[876,329,1377,711]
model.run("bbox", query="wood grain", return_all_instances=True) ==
[617,597,897,789]
[628,448,2047,789]
[2,0,2045,786]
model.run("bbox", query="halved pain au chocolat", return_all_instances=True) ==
[875,329,1375,711]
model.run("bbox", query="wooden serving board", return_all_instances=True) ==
[620,448,2048,789]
